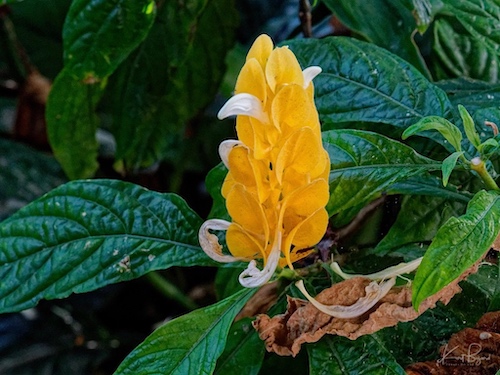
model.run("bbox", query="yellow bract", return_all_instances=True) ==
[199,34,330,287]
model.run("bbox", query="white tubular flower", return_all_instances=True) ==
[331,257,423,281]
[302,66,322,88]
[238,231,282,288]
[218,140,243,169]
[217,93,269,124]
[296,278,396,319]
[198,219,242,263]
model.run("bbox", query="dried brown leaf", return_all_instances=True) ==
[253,261,481,357]
[406,311,500,374]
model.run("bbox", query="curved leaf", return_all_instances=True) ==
[322,0,430,75]
[0,139,66,220]
[323,129,441,215]
[63,0,156,80]
[206,163,229,220]
[308,335,406,375]
[402,116,463,152]
[0,179,214,314]
[113,288,256,375]
[108,0,238,170]
[374,195,467,256]
[441,151,464,186]
[413,190,500,310]
[436,78,500,110]
[214,318,265,375]
[432,16,500,82]
[287,37,452,128]
[46,69,105,179]
[444,0,500,56]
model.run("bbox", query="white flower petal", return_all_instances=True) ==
[198,219,242,263]
[302,66,322,88]
[238,232,281,288]
[295,278,396,319]
[218,140,242,169]
[217,93,269,123]
[331,257,423,281]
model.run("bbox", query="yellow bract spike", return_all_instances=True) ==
[199,34,329,288]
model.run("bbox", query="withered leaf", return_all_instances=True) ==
[253,261,481,357]
[406,311,500,374]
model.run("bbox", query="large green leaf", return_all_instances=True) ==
[113,287,256,375]
[323,129,441,215]
[287,37,452,129]
[108,0,238,171]
[0,139,66,220]
[322,0,429,75]
[389,174,472,202]
[431,16,500,82]
[214,318,265,375]
[46,69,105,179]
[308,334,406,375]
[413,190,500,309]
[63,0,156,80]
[46,0,156,178]
[374,195,466,255]
[443,0,500,56]
[436,78,500,111]
[0,179,215,314]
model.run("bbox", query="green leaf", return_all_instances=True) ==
[0,179,215,314]
[431,16,500,82]
[287,37,452,128]
[458,104,481,148]
[441,151,464,186]
[0,139,67,220]
[374,195,466,255]
[214,318,265,375]
[108,0,238,170]
[308,334,406,375]
[413,190,500,310]
[113,287,256,375]
[215,267,244,301]
[443,0,500,56]
[436,78,500,110]
[402,115,463,152]
[389,174,472,202]
[322,0,429,75]
[323,129,441,215]
[63,0,156,80]
[206,163,230,220]
[46,69,106,179]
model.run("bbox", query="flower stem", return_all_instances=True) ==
[145,271,199,311]
[470,157,500,191]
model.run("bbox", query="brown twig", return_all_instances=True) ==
[299,0,312,38]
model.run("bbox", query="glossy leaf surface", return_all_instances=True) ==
[413,190,500,309]
[114,288,256,375]
[288,37,452,129]
[0,179,214,313]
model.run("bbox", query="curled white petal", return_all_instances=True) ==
[296,278,396,319]
[217,93,269,123]
[198,219,242,263]
[238,232,282,288]
[218,140,242,169]
[302,66,322,88]
[331,257,423,281]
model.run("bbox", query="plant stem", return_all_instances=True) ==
[470,157,500,191]
[145,271,199,311]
